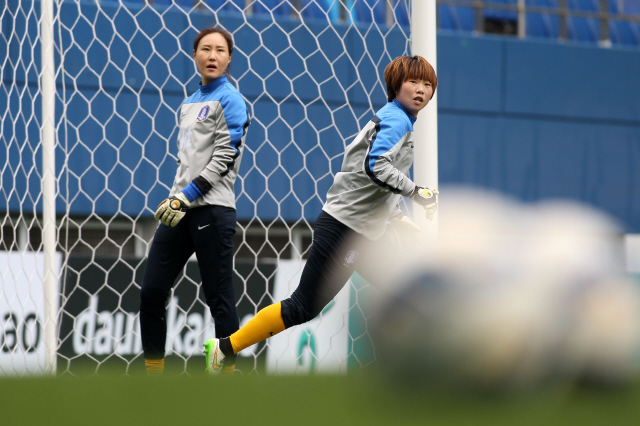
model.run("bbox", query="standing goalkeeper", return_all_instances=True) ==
[140,27,249,374]
[204,55,438,373]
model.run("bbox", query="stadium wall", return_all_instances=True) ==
[437,35,640,233]
[2,2,639,231]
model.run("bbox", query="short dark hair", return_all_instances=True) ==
[193,27,234,76]
[384,56,437,102]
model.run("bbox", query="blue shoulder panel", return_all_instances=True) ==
[220,88,249,149]
[365,102,411,190]
[219,88,249,176]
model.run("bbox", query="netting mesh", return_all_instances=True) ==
[1,0,412,375]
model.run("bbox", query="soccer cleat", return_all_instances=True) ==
[203,338,225,374]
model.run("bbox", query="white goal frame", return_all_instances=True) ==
[3,0,437,376]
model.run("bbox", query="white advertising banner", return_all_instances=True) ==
[265,260,350,375]
[68,295,214,358]
[0,251,62,375]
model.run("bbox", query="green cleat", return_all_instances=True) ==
[203,338,226,374]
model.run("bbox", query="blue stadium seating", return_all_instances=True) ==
[524,0,558,38]
[393,0,410,26]
[613,0,640,46]
[101,0,144,4]
[298,0,340,22]
[222,0,245,13]
[526,14,559,39]
[565,0,598,43]
[484,0,518,21]
[438,4,475,32]
[624,0,640,14]
[610,20,640,45]
[153,0,197,9]
[353,0,386,24]
[124,0,638,47]
[252,0,295,16]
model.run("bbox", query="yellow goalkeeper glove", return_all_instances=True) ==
[409,186,439,220]
[155,193,190,227]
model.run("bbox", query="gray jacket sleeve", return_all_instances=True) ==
[200,93,247,187]
[364,114,416,196]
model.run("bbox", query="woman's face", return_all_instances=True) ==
[193,32,231,86]
[395,78,433,117]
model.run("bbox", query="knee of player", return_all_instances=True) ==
[208,302,235,320]
[139,284,167,306]
[282,295,318,326]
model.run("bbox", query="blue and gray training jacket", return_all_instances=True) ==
[323,99,419,240]
[169,75,250,209]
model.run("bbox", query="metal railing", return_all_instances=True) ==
[435,0,640,44]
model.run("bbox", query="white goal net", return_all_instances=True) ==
[1,0,413,376]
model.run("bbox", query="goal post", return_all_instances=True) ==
[41,0,58,376]
[1,0,434,376]
[410,0,438,234]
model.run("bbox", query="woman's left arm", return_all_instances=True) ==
[200,93,249,188]
[364,114,415,196]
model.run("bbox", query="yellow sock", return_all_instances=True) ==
[230,302,286,354]
[145,358,164,375]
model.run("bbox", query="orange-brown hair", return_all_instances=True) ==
[384,55,437,102]
[193,27,234,76]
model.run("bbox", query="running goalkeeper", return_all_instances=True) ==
[204,55,438,373]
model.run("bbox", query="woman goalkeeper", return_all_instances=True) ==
[204,55,438,373]
[140,27,249,374]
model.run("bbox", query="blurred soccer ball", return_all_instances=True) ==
[369,189,640,392]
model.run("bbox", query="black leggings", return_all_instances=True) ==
[139,205,239,359]
[281,210,382,328]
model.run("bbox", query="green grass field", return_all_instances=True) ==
[3,368,640,426]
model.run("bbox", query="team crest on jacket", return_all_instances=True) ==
[343,250,359,267]
[197,106,210,122]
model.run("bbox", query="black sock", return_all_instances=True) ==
[219,337,235,358]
